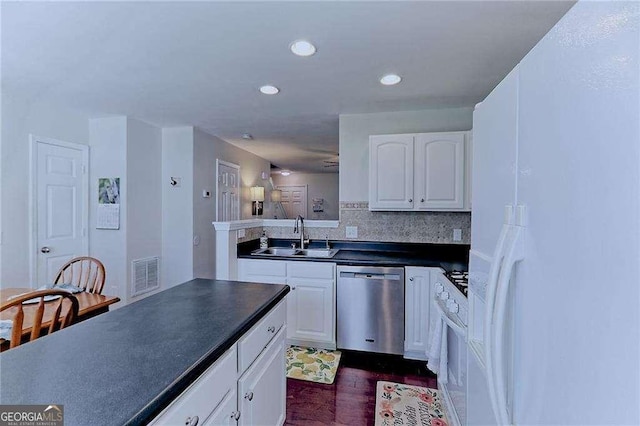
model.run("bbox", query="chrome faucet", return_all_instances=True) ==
[294,215,310,249]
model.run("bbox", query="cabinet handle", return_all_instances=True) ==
[421,198,425,202]
[185,416,199,426]
[231,411,241,421]
[409,277,414,282]
[267,326,276,333]
[408,198,413,203]
[244,391,254,401]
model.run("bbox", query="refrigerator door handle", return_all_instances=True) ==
[484,223,512,425]
[491,225,525,425]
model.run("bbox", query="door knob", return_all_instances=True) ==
[184,416,199,426]
[40,247,51,253]
[231,411,241,421]
[244,391,254,401]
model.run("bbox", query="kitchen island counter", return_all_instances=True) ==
[0,279,289,425]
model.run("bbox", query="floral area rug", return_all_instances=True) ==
[375,381,448,426]
[285,346,342,384]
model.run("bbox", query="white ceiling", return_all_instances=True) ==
[2,1,574,172]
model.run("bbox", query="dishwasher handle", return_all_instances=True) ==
[339,271,402,281]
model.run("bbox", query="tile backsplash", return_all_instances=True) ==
[237,226,264,244]
[262,202,470,244]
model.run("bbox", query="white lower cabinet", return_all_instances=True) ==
[404,266,436,360]
[151,300,287,426]
[238,329,286,426]
[238,259,336,349]
[286,262,335,347]
[203,388,238,426]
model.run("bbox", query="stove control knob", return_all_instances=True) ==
[440,291,449,301]
[435,283,444,294]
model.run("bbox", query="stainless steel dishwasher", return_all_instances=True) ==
[336,265,405,355]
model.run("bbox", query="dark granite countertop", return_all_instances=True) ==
[0,279,289,426]
[238,239,469,272]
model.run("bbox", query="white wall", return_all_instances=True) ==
[161,127,194,288]
[196,129,272,219]
[193,128,271,279]
[89,117,128,303]
[339,108,473,202]
[127,118,162,300]
[1,93,90,286]
[271,172,339,220]
[193,129,216,279]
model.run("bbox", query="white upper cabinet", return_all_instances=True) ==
[369,134,415,210]
[369,131,470,211]
[415,132,465,210]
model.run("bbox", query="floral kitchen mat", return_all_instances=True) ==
[285,346,342,384]
[375,381,448,426]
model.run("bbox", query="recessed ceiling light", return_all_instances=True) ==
[280,170,291,176]
[290,40,316,57]
[380,74,402,86]
[260,85,280,95]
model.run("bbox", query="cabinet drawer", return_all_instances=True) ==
[238,259,287,284]
[287,261,335,280]
[238,300,286,374]
[150,345,237,425]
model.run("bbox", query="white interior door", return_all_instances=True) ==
[32,136,89,286]
[277,185,307,218]
[216,160,240,221]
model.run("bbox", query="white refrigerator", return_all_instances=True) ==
[467,1,639,425]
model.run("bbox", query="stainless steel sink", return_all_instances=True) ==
[251,247,339,258]
[296,248,339,258]
[252,247,299,256]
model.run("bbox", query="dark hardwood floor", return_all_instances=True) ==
[285,351,437,426]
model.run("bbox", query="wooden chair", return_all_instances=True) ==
[0,289,79,350]
[53,256,106,294]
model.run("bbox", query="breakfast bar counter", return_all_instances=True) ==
[0,279,290,425]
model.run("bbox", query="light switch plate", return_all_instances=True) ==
[453,228,462,241]
[346,226,358,239]
[238,229,246,238]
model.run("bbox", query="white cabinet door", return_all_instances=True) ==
[238,329,286,426]
[369,134,415,210]
[203,389,237,426]
[287,278,334,344]
[404,267,432,360]
[415,132,465,210]
[286,261,335,347]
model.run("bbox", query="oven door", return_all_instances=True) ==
[435,299,468,426]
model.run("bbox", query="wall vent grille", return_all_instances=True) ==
[131,256,160,297]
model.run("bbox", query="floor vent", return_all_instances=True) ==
[131,256,160,297]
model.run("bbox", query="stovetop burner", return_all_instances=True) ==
[444,270,469,297]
